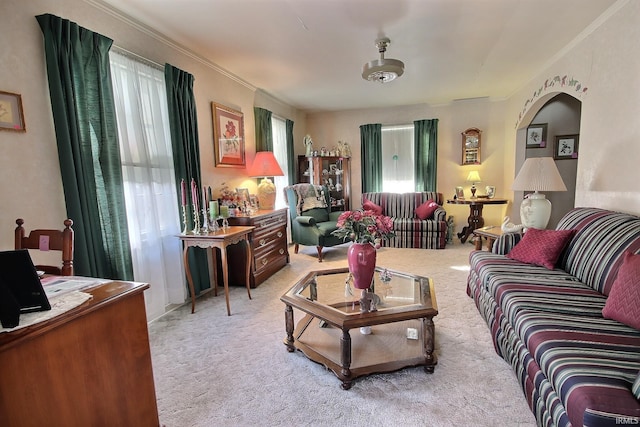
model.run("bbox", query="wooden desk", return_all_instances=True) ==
[0,281,158,427]
[447,198,508,243]
[178,226,254,316]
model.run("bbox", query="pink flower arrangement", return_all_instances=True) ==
[332,209,394,247]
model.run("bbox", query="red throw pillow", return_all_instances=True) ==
[506,228,575,270]
[415,200,439,220]
[362,198,382,215]
[602,251,640,330]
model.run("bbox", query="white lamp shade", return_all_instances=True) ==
[512,157,567,230]
[512,157,567,192]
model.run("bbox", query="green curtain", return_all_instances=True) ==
[286,119,295,184]
[360,124,383,192]
[36,13,133,281]
[164,63,209,295]
[414,119,439,191]
[254,107,273,152]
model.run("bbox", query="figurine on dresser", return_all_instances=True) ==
[338,140,351,158]
[303,134,313,157]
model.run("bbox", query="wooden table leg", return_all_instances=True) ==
[207,248,218,297]
[340,329,352,390]
[244,238,252,300]
[219,243,232,316]
[183,245,196,314]
[422,316,436,373]
[284,304,294,352]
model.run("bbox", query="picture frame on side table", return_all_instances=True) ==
[212,102,245,167]
[455,186,465,199]
[554,134,579,160]
[526,123,547,148]
[0,90,26,132]
[485,186,496,199]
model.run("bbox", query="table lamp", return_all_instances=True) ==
[511,157,567,229]
[247,151,284,210]
[466,170,482,198]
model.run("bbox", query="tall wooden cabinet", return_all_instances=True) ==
[297,155,351,211]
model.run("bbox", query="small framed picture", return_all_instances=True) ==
[235,188,250,204]
[526,123,547,148]
[249,194,259,209]
[0,90,26,132]
[455,186,465,199]
[554,134,579,160]
[485,186,496,199]
[329,164,338,174]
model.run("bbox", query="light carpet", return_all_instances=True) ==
[148,242,537,427]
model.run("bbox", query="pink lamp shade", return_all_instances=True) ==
[247,151,284,178]
[248,152,284,210]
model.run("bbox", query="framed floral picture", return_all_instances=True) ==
[212,102,245,167]
[526,123,547,148]
[554,134,579,160]
[0,90,26,132]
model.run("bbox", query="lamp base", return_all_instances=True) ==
[520,192,552,230]
[257,177,277,210]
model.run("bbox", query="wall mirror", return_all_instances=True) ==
[461,127,482,165]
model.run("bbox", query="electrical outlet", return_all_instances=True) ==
[406,327,418,340]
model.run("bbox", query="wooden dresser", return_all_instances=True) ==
[227,208,289,288]
[0,281,158,426]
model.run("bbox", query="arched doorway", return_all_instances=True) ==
[515,93,581,228]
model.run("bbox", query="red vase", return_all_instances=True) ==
[347,243,377,289]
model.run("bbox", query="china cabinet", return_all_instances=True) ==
[297,155,350,211]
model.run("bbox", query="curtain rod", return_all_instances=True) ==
[111,45,163,71]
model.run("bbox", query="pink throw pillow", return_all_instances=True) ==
[506,228,575,270]
[602,251,640,330]
[415,200,439,220]
[362,198,382,215]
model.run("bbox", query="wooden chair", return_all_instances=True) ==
[14,218,74,276]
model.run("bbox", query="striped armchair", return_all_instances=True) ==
[361,192,447,249]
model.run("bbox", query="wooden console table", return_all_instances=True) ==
[447,198,508,243]
[0,281,158,426]
[178,226,254,316]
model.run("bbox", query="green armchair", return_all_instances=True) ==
[284,184,345,262]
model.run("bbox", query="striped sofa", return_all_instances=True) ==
[361,192,447,249]
[467,207,640,427]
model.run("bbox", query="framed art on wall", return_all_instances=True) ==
[212,102,245,167]
[554,134,579,159]
[526,123,547,148]
[0,90,26,132]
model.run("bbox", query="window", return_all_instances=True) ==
[381,124,415,192]
[271,115,289,209]
[110,51,185,321]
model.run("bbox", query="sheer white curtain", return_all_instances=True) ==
[382,124,415,192]
[272,115,289,209]
[110,51,185,321]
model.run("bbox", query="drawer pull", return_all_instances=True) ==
[277,231,283,238]
[261,259,268,266]
[259,239,267,246]
[279,248,285,255]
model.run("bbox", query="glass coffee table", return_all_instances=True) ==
[281,267,438,389]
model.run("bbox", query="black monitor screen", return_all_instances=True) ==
[0,250,51,314]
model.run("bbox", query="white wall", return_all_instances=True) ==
[506,0,640,217]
